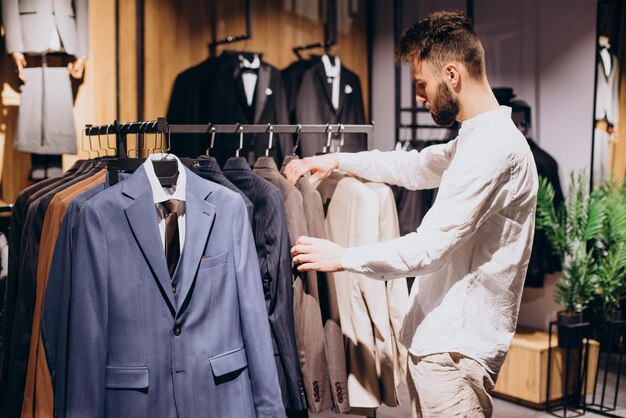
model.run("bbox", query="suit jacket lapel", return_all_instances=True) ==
[122,167,176,313]
[232,67,251,119]
[253,64,271,124]
[337,67,349,117]
[174,168,216,314]
[315,62,336,116]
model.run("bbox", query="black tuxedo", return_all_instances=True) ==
[294,58,366,156]
[167,53,291,165]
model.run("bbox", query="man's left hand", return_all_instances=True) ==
[291,236,345,272]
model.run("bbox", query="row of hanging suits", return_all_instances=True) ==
[167,51,367,165]
[0,148,408,417]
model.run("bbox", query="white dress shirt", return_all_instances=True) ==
[240,54,261,106]
[338,106,538,378]
[322,54,341,110]
[143,154,187,255]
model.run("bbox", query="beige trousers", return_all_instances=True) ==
[407,353,495,418]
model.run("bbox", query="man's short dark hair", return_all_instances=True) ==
[396,10,486,80]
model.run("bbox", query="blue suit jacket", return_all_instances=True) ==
[65,165,284,417]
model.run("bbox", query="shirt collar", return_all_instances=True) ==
[459,106,511,137]
[321,54,341,79]
[143,153,187,203]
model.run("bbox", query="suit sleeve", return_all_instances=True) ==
[41,212,73,417]
[337,143,456,190]
[2,0,24,53]
[65,202,108,418]
[74,0,89,57]
[232,197,284,416]
[266,193,304,409]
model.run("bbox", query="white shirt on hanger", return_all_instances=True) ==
[338,106,538,379]
[143,154,187,255]
[322,54,341,110]
[240,54,261,106]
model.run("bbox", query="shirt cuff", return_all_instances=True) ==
[341,247,365,274]
[337,152,363,174]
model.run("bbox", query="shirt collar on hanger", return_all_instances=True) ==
[143,154,187,204]
[321,54,341,79]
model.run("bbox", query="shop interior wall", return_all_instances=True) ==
[0,0,369,203]
[371,0,597,331]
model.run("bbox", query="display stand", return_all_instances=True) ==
[546,321,591,417]
[587,315,625,417]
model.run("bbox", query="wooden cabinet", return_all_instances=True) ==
[493,328,600,408]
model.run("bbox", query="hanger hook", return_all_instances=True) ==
[236,124,244,157]
[337,124,345,152]
[82,125,90,157]
[205,124,215,156]
[323,124,332,154]
[105,124,114,156]
[292,124,302,156]
[165,122,172,156]
[265,124,274,157]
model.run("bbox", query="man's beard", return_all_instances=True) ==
[429,81,460,127]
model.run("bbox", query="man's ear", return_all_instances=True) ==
[443,63,460,88]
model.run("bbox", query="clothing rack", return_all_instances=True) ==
[83,118,375,158]
[292,0,337,59]
[209,0,252,57]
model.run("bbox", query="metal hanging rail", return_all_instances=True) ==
[84,118,375,157]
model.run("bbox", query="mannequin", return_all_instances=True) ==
[1,0,89,180]
[593,34,620,186]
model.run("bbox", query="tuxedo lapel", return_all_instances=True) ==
[314,62,336,116]
[254,64,271,124]
[232,67,252,120]
[122,168,176,314]
[337,67,349,117]
[174,168,216,314]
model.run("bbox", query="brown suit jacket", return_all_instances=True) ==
[282,156,349,413]
[21,170,106,418]
[253,157,332,413]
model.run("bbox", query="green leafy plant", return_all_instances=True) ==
[592,176,626,316]
[536,171,606,313]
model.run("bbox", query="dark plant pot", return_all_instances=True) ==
[605,310,622,322]
[557,311,584,349]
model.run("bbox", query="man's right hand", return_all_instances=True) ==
[284,153,340,186]
[11,52,27,83]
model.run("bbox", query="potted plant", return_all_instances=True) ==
[536,170,606,348]
[592,176,626,323]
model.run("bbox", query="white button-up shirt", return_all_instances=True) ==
[143,154,187,255]
[338,106,538,378]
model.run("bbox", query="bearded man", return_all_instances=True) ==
[285,10,538,418]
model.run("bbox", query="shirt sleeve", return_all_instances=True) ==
[337,141,456,190]
[341,153,513,280]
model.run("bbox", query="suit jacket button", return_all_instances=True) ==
[172,286,177,293]
[174,326,181,336]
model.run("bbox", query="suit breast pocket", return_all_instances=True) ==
[199,252,228,270]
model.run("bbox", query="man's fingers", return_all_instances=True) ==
[290,244,313,255]
[297,263,317,272]
[293,253,315,264]
[295,235,315,245]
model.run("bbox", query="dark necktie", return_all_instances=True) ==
[162,199,180,277]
